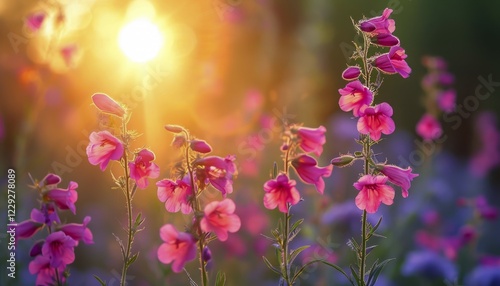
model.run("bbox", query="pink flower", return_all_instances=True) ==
[91,93,125,117]
[44,181,78,214]
[296,126,327,156]
[40,173,61,189]
[342,66,361,81]
[372,33,400,47]
[26,12,46,32]
[195,155,237,196]
[86,131,124,171]
[291,154,332,194]
[129,149,160,189]
[373,46,412,78]
[200,199,241,241]
[359,8,396,36]
[58,216,93,245]
[416,114,442,141]
[263,174,300,213]
[437,89,456,113]
[42,231,77,268]
[338,80,373,117]
[190,139,212,153]
[353,175,395,213]
[16,209,45,239]
[29,255,65,286]
[157,176,193,214]
[157,224,197,273]
[375,164,419,198]
[60,44,78,67]
[357,103,395,141]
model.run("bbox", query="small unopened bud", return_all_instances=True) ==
[172,134,186,148]
[331,155,355,167]
[164,125,184,133]
[190,139,212,153]
[280,143,289,151]
[202,246,212,263]
[342,66,361,81]
[92,93,125,118]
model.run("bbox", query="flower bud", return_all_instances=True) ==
[371,33,400,47]
[164,125,184,133]
[342,66,361,81]
[91,93,125,118]
[202,246,212,263]
[172,134,186,149]
[331,155,355,167]
[190,139,212,153]
[30,240,44,257]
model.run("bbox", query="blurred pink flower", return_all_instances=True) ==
[437,89,456,113]
[42,231,77,268]
[357,102,395,141]
[157,176,193,214]
[196,155,237,196]
[354,175,395,213]
[422,56,448,71]
[263,174,300,213]
[129,149,160,189]
[416,114,442,141]
[296,125,327,156]
[375,164,418,198]
[359,8,395,36]
[44,181,78,214]
[60,44,78,67]
[86,131,124,171]
[200,199,241,241]
[91,93,125,118]
[190,139,212,153]
[157,224,197,273]
[29,255,65,286]
[373,46,411,78]
[476,196,499,220]
[291,154,332,194]
[58,216,93,246]
[26,12,46,32]
[338,80,373,117]
[342,66,361,81]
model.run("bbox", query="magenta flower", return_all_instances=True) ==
[359,8,395,36]
[372,33,400,47]
[91,93,125,118]
[291,154,333,194]
[26,12,46,32]
[437,89,456,113]
[86,131,124,171]
[357,102,395,141]
[42,231,77,268]
[29,255,65,286]
[58,216,94,245]
[200,199,241,241]
[338,80,373,117]
[375,164,419,198]
[129,149,160,189]
[342,66,361,81]
[416,113,442,141]
[44,181,78,214]
[263,174,300,213]
[190,139,212,153]
[157,176,193,214]
[157,224,197,273]
[373,46,412,78]
[16,209,45,239]
[296,125,327,156]
[195,155,237,196]
[40,173,61,189]
[353,175,395,213]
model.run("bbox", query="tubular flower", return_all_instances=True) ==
[263,174,300,213]
[86,131,124,171]
[372,46,412,78]
[129,149,160,189]
[375,164,419,198]
[338,80,373,117]
[291,154,332,194]
[91,93,125,117]
[195,155,237,196]
[156,176,193,214]
[353,175,395,213]
[296,126,327,156]
[357,103,395,141]
[416,113,442,141]
[157,224,197,273]
[44,181,78,214]
[358,8,396,36]
[200,199,241,241]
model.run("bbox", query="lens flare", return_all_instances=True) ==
[118,18,163,63]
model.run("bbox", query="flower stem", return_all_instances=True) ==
[281,143,293,286]
[121,121,134,286]
[184,130,208,286]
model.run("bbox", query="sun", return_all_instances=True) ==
[118,18,164,63]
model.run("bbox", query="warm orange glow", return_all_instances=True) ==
[118,18,163,63]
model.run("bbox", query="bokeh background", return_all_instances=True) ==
[1,0,500,285]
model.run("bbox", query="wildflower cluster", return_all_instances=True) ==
[158,125,241,285]
[17,173,93,285]
[332,8,418,285]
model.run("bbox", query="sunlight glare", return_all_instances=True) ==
[118,18,163,63]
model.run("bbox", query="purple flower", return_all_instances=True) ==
[296,126,327,156]
[29,255,66,286]
[190,139,212,153]
[358,8,396,36]
[375,164,419,198]
[341,66,361,81]
[42,231,77,268]
[195,155,237,196]
[372,33,400,47]
[291,154,332,194]
[129,149,160,189]
[16,209,45,239]
[372,46,411,78]
[401,250,457,281]
[465,265,500,286]
[58,216,94,245]
[44,181,78,214]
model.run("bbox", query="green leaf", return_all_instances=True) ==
[320,261,356,286]
[288,228,301,242]
[262,256,281,275]
[94,275,107,286]
[290,218,304,233]
[215,271,227,286]
[349,265,360,285]
[291,259,321,283]
[366,258,395,286]
[289,245,310,265]
[367,217,383,240]
[347,238,360,253]
[127,253,139,266]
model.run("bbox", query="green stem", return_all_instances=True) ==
[184,130,208,286]
[121,121,133,286]
[282,143,293,285]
